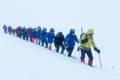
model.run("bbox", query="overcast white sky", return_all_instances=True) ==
[0,0,120,28]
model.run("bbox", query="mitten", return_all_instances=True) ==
[94,47,100,54]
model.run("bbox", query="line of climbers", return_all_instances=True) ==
[2,24,100,67]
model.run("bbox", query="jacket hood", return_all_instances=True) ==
[87,29,94,34]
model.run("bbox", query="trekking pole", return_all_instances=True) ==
[98,54,102,69]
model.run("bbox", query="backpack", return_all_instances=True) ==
[80,33,86,39]
[80,33,88,44]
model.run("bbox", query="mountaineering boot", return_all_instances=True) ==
[48,46,52,50]
[88,60,93,66]
[81,59,85,63]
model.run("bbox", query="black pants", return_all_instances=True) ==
[67,47,74,57]
[42,40,48,48]
[17,34,21,38]
[23,36,28,41]
[30,36,32,42]
[80,49,93,61]
[55,44,65,53]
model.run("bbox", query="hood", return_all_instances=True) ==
[87,29,94,35]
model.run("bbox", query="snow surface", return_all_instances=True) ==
[0,0,120,80]
[0,28,120,80]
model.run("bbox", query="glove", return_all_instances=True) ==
[94,47,100,54]
[77,47,80,51]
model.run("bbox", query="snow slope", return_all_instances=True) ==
[0,27,120,80]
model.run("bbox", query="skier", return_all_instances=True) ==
[65,29,79,57]
[47,28,55,50]
[79,29,100,66]
[54,32,65,53]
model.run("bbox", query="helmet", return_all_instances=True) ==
[70,29,75,34]
[87,29,94,34]
[50,28,55,32]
